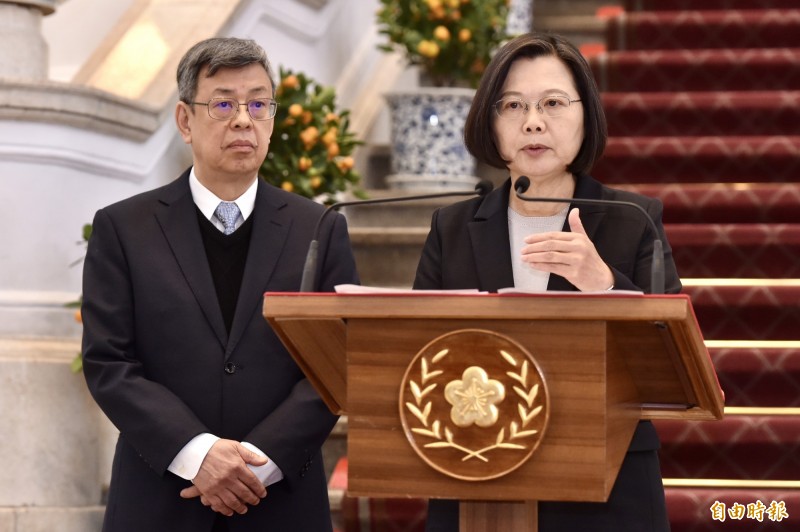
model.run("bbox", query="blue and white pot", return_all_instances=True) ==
[384,88,479,191]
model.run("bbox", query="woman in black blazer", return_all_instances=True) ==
[414,32,680,532]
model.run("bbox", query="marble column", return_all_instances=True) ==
[0,1,58,79]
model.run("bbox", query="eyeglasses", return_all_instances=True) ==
[494,95,581,119]
[191,98,278,121]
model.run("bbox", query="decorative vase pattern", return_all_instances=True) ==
[506,0,533,35]
[385,88,479,190]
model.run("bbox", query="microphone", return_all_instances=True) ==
[300,180,494,292]
[513,175,665,295]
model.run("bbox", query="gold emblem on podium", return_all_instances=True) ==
[399,329,550,481]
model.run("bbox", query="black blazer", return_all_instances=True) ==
[414,175,682,451]
[82,169,358,532]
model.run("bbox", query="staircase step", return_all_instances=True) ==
[342,494,427,532]
[656,414,800,480]
[592,49,800,92]
[350,227,427,288]
[683,282,800,341]
[607,11,800,51]
[666,224,800,278]
[594,136,800,184]
[532,15,605,47]
[328,456,427,532]
[626,0,800,11]
[665,486,799,531]
[331,456,800,530]
[709,344,800,407]
[342,192,464,229]
[352,227,800,287]
[618,183,800,224]
[349,183,800,227]
[603,91,800,137]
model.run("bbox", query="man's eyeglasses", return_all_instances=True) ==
[494,95,581,119]
[191,98,278,121]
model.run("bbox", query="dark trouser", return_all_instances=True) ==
[425,450,670,532]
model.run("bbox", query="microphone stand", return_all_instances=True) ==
[300,181,494,292]
[513,177,665,295]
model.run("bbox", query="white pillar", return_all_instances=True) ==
[0,1,58,79]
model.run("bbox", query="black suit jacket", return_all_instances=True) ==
[414,174,682,452]
[415,175,679,531]
[82,169,358,532]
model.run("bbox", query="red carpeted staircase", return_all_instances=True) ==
[596,0,800,530]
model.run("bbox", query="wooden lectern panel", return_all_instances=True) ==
[345,318,639,502]
[263,292,723,516]
[271,317,346,414]
[263,293,724,421]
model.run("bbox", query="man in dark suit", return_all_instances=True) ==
[82,37,358,531]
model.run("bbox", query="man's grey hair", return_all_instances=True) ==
[177,37,275,104]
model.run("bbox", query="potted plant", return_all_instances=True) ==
[377,0,510,88]
[375,0,510,190]
[261,68,364,203]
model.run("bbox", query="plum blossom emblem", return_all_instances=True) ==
[445,367,505,427]
[401,334,548,479]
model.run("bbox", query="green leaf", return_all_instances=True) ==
[70,353,83,373]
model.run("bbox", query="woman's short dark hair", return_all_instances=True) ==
[464,32,607,177]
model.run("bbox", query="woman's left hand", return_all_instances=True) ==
[521,208,614,291]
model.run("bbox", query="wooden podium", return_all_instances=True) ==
[263,292,724,532]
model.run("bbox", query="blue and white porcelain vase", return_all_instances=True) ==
[384,88,479,191]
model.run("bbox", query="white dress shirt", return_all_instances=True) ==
[188,167,258,231]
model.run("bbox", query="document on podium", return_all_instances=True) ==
[334,285,643,296]
[334,284,487,295]
[497,287,644,296]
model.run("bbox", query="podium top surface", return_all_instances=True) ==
[263,292,724,422]
[263,291,694,322]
